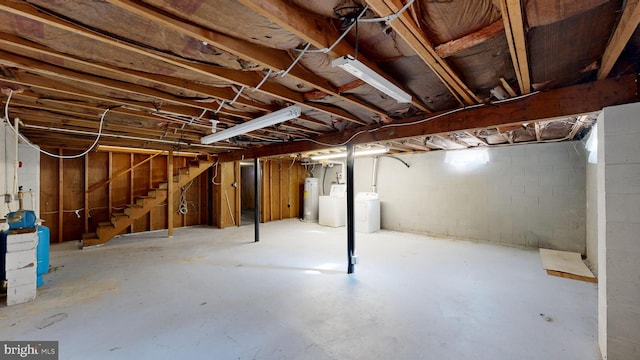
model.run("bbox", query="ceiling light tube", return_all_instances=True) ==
[332,55,411,103]
[200,105,301,144]
[310,147,389,161]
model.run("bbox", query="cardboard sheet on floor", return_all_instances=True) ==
[539,248,597,283]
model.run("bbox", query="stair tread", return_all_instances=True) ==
[91,160,213,246]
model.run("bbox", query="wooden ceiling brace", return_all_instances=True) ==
[598,0,640,79]
[568,116,588,140]
[365,0,480,106]
[500,0,531,94]
[463,131,489,146]
[534,122,542,142]
[0,1,367,126]
[435,20,505,58]
[237,0,430,113]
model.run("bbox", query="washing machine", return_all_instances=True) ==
[318,184,346,227]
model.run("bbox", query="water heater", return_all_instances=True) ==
[302,177,319,222]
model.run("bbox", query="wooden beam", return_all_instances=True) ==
[365,0,479,105]
[237,0,430,112]
[500,0,531,94]
[58,148,63,243]
[167,150,174,236]
[219,74,638,161]
[0,1,367,125]
[598,0,640,79]
[435,20,504,58]
[534,122,542,142]
[106,0,390,120]
[84,155,89,233]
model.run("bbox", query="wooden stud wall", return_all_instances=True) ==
[39,148,206,242]
[258,159,306,223]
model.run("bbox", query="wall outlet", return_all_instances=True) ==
[4,194,11,203]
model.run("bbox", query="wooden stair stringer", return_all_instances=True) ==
[82,159,214,248]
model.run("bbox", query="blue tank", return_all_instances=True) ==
[36,225,50,287]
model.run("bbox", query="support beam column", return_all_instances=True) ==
[346,144,356,274]
[167,150,174,237]
[254,157,260,242]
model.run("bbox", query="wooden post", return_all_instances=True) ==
[58,148,63,243]
[108,151,113,233]
[84,154,89,233]
[167,150,174,236]
[129,153,134,234]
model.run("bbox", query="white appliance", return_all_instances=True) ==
[302,178,319,222]
[319,184,347,227]
[355,192,380,233]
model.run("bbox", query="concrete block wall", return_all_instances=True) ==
[597,103,640,359]
[313,141,587,252]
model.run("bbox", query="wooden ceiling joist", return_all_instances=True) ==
[365,0,480,106]
[0,33,274,113]
[0,1,368,126]
[500,0,531,94]
[220,74,638,161]
[105,0,389,120]
[598,0,640,79]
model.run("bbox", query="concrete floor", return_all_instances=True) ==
[1,219,600,360]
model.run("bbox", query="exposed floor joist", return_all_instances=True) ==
[500,0,531,94]
[0,2,368,126]
[105,0,388,121]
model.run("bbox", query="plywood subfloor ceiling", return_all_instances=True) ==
[0,0,638,158]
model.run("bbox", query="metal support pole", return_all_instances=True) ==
[346,144,356,273]
[254,157,260,242]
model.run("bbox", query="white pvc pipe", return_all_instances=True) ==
[371,156,379,193]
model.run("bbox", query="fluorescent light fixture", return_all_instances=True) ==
[200,105,301,144]
[332,55,412,103]
[310,147,389,161]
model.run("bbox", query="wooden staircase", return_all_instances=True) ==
[81,156,214,249]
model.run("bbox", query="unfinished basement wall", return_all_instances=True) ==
[349,141,587,252]
[596,103,640,360]
[39,149,206,242]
